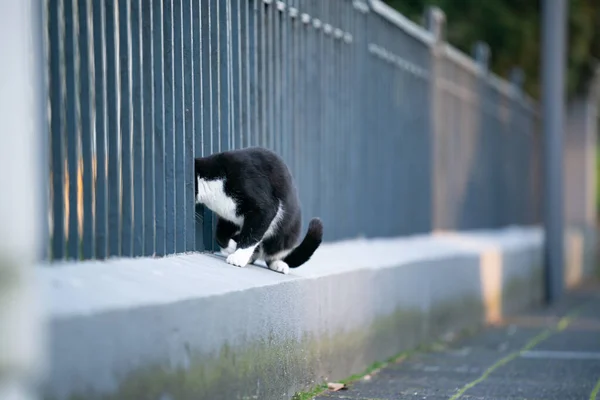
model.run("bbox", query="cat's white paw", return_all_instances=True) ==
[226,247,255,268]
[268,260,289,275]
[220,239,237,256]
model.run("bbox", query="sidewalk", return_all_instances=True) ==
[316,282,600,400]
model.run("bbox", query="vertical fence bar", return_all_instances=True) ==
[348,2,356,236]
[193,0,204,251]
[322,0,331,237]
[244,0,254,148]
[298,1,309,229]
[259,1,267,146]
[183,0,195,252]
[218,0,231,152]
[131,0,144,256]
[203,0,217,250]
[273,1,281,155]
[64,0,80,259]
[336,0,344,239]
[119,0,133,257]
[163,0,176,255]
[210,1,220,152]
[172,0,185,254]
[289,0,299,186]
[347,1,356,236]
[317,0,327,235]
[49,0,65,261]
[173,0,187,254]
[281,1,290,167]
[105,0,121,257]
[41,0,51,262]
[78,0,94,259]
[198,0,209,147]
[141,0,155,256]
[250,0,259,147]
[336,0,345,239]
[153,0,166,256]
[92,0,108,259]
[239,0,248,150]
[231,0,241,150]
[367,10,377,236]
[375,21,385,235]
[266,1,275,149]
[307,0,319,223]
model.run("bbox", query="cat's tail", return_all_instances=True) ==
[284,218,323,268]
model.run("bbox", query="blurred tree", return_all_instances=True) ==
[385,0,600,100]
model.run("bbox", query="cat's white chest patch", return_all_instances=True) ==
[196,178,243,226]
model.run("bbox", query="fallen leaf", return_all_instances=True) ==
[327,382,347,392]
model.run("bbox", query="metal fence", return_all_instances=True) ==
[44,0,541,262]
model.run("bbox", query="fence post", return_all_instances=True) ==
[424,6,446,231]
[472,41,490,72]
[541,0,567,303]
[510,67,525,94]
[0,0,46,398]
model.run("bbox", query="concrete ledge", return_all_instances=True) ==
[37,226,595,400]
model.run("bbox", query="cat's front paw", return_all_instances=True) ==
[220,239,237,256]
[268,260,289,275]
[226,247,254,268]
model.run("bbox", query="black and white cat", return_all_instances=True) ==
[194,147,323,274]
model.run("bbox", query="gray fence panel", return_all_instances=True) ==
[43,0,542,262]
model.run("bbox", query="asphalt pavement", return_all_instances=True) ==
[316,282,600,400]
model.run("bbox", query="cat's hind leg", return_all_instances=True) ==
[261,235,292,274]
[267,259,290,275]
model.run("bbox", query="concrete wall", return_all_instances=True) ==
[37,226,596,400]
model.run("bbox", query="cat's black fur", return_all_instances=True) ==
[194,147,323,272]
